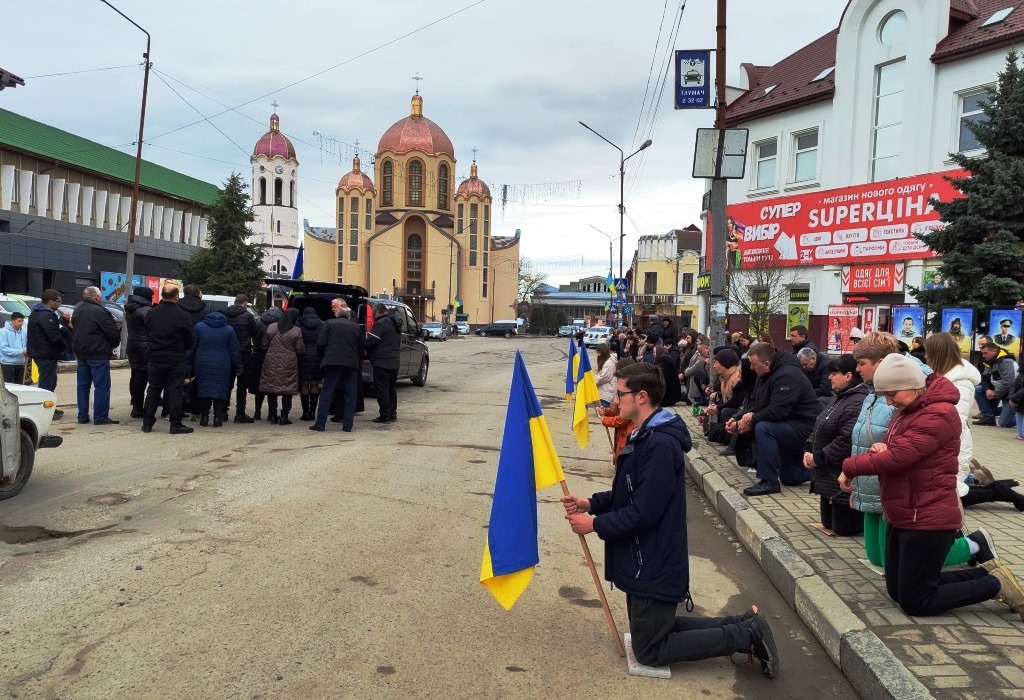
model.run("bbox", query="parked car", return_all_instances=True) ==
[0,372,62,500]
[476,322,519,338]
[0,295,32,326]
[264,279,429,388]
[558,325,577,337]
[583,326,612,348]
[455,321,470,336]
[421,322,448,341]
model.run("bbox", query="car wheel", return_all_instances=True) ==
[412,357,429,387]
[504,331,513,338]
[0,431,35,501]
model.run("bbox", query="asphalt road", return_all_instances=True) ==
[0,337,858,699]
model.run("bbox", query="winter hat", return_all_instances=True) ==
[849,327,865,341]
[133,286,153,300]
[649,314,660,323]
[714,348,740,369]
[872,353,925,392]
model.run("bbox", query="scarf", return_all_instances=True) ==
[278,308,300,334]
[719,364,740,403]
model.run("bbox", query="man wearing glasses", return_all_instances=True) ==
[993,319,1016,349]
[561,362,780,678]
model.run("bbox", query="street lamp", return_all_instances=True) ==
[578,122,651,280]
[590,224,616,324]
[100,0,151,294]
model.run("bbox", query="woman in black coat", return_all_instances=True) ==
[655,345,683,407]
[296,307,325,420]
[802,354,869,537]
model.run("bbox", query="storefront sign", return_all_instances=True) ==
[827,306,860,353]
[714,170,965,268]
[841,263,905,293]
[788,288,810,303]
[697,272,711,292]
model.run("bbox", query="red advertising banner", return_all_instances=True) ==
[719,170,965,268]
[146,277,161,294]
[841,263,905,293]
[827,305,860,353]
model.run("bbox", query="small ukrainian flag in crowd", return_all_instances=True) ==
[480,352,566,611]
[572,344,600,448]
[565,337,579,400]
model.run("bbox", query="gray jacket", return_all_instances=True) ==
[682,353,707,400]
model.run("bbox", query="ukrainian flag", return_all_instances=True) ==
[481,352,566,610]
[565,337,579,400]
[572,345,601,448]
[606,272,616,295]
[291,241,304,281]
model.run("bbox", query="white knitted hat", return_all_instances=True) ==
[873,353,925,392]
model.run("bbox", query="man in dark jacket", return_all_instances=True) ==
[974,342,1017,428]
[72,287,122,425]
[789,325,818,354]
[366,303,402,424]
[177,284,209,327]
[562,362,779,675]
[796,347,833,404]
[224,294,260,422]
[27,289,72,418]
[142,284,195,434]
[728,343,820,496]
[124,286,154,418]
[311,305,365,432]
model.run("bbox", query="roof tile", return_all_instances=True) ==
[933,0,1024,61]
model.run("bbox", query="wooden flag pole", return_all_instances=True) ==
[559,479,626,658]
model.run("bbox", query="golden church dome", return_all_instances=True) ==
[253,113,298,162]
[456,162,490,198]
[337,154,375,191]
[377,94,455,158]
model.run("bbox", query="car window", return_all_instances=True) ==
[399,306,417,335]
[0,300,31,315]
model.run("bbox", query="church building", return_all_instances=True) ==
[302,93,520,325]
[250,110,300,278]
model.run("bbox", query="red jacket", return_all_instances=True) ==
[842,373,963,531]
[601,406,634,467]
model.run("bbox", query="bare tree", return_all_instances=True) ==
[726,263,804,337]
[518,258,548,304]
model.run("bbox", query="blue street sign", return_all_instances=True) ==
[614,277,629,291]
[675,50,712,110]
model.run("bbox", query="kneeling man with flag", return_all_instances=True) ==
[562,362,780,677]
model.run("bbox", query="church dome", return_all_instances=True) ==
[253,113,298,162]
[456,162,490,198]
[377,94,455,158]
[338,154,374,191]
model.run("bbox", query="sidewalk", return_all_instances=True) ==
[678,410,1024,700]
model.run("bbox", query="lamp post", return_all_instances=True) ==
[100,0,151,293]
[590,224,615,325]
[578,122,651,280]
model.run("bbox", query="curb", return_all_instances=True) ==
[684,444,933,700]
[57,360,130,373]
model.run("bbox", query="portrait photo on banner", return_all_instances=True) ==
[989,309,1022,356]
[893,305,924,341]
[941,308,973,355]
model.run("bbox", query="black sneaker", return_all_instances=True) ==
[967,529,998,566]
[309,424,325,432]
[747,606,779,678]
[53,409,64,420]
[973,417,996,426]
[371,416,390,424]
[743,480,781,497]
[721,446,737,456]
[141,424,153,433]
[169,424,194,435]
[234,414,255,424]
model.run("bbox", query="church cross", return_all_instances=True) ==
[412,72,423,94]
[471,146,478,162]
[353,139,361,152]
[271,100,279,111]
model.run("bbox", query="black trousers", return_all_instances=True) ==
[144,361,186,427]
[819,495,864,536]
[229,352,253,414]
[317,366,358,429]
[1,364,27,385]
[34,358,58,392]
[267,394,293,416]
[884,526,1000,617]
[129,367,148,411]
[373,366,399,420]
[626,594,753,667]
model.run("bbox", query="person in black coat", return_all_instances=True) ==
[728,344,821,496]
[655,345,682,407]
[189,311,243,427]
[789,325,818,354]
[177,285,210,327]
[71,287,122,425]
[250,306,283,420]
[224,295,260,422]
[311,306,365,432]
[296,307,325,421]
[803,354,868,536]
[124,286,154,418]
[562,363,778,674]
[142,284,195,434]
[366,304,402,424]
[796,347,833,405]
[27,289,72,415]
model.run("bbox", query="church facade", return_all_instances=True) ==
[302,94,520,325]
[250,112,301,279]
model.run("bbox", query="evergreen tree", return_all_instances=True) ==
[178,173,265,300]
[916,51,1024,309]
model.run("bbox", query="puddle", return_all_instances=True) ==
[0,522,117,545]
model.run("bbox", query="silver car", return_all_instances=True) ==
[421,322,448,341]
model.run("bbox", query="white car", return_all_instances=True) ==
[583,326,612,348]
[421,322,448,341]
[455,321,470,336]
[0,375,62,500]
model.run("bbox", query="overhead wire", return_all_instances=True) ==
[151,70,250,157]
[630,0,671,150]
[24,63,140,79]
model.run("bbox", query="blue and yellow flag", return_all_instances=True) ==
[572,345,601,448]
[481,352,566,610]
[565,337,579,401]
[292,240,304,281]
[606,272,616,295]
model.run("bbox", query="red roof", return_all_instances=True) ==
[377,95,455,158]
[950,0,979,17]
[253,114,297,162]
[933,0,1024,62]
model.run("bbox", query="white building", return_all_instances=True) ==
[250,112,300,278]
[701,0,1019,347]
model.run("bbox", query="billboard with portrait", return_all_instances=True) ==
[989,309,1022,357]
[940,308,973,354]
[892,306,924,342]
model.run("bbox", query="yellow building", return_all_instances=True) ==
[303,94,520,324]
[628,230,700,328]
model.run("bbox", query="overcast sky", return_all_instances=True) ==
[5,0,847,284]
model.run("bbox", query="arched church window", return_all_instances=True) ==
[289,180,295,208]
[406,232,423,295]
[408,160,424,207]
[259,178,267,206]
[438,163,450,210]
[382,161,393,206]
[274,178,283,206]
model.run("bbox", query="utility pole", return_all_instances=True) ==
[707,0,730,349]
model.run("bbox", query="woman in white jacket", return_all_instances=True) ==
[594,343,617,408]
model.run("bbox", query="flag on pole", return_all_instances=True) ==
[606,271,616,295]
[572,345,601,448]
[291,240,305,281]
[565,337,579,400]
[480,351,566,610]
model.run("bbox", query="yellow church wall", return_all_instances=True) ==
[367,225,405,298]
[375,150,455,214]
[335,186,374,289]
[302,232,336,282]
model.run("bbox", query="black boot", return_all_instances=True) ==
[994,482,1024,512]
[212,400,226,428]
[744,608,779,678]
[299,394,311,421]
[279,411,293,426]
[253,394,264,421]
[199,399,210,427]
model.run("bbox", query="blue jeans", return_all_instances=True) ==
[753,420,809,486]
[975,385,1015,427]
[77,359,111,423]
[1017,412,1024,439]
[316,366,358,429]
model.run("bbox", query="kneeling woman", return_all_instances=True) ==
[840,354,1024,618]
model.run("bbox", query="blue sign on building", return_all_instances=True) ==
[675,50,712,110]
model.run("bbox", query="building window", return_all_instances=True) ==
[365,198,372,229]
[289,180,295,207]
[338,240,345,261]
[438,163,449,210]
[792,130,818,182]
[408,160,423,206]
[469,203,479,265]
[406,233,423,294]
[878,10,907,47]
[274,178,283,206]
[337,262,344,279]
[259,178,267,206]
[681,273,694,295]
[382,160,393,206]
[457,203,464,234]
[872,59,905,182]
[483,267,488,298]
[276,220,281,234]
[644,272,657,294]
[754,139,777,190]
[959,89,991,152]
[350,229,358,262]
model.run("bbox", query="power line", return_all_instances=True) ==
[25,63,140,79]
[630,0,671,150]
[152,70,251,157]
